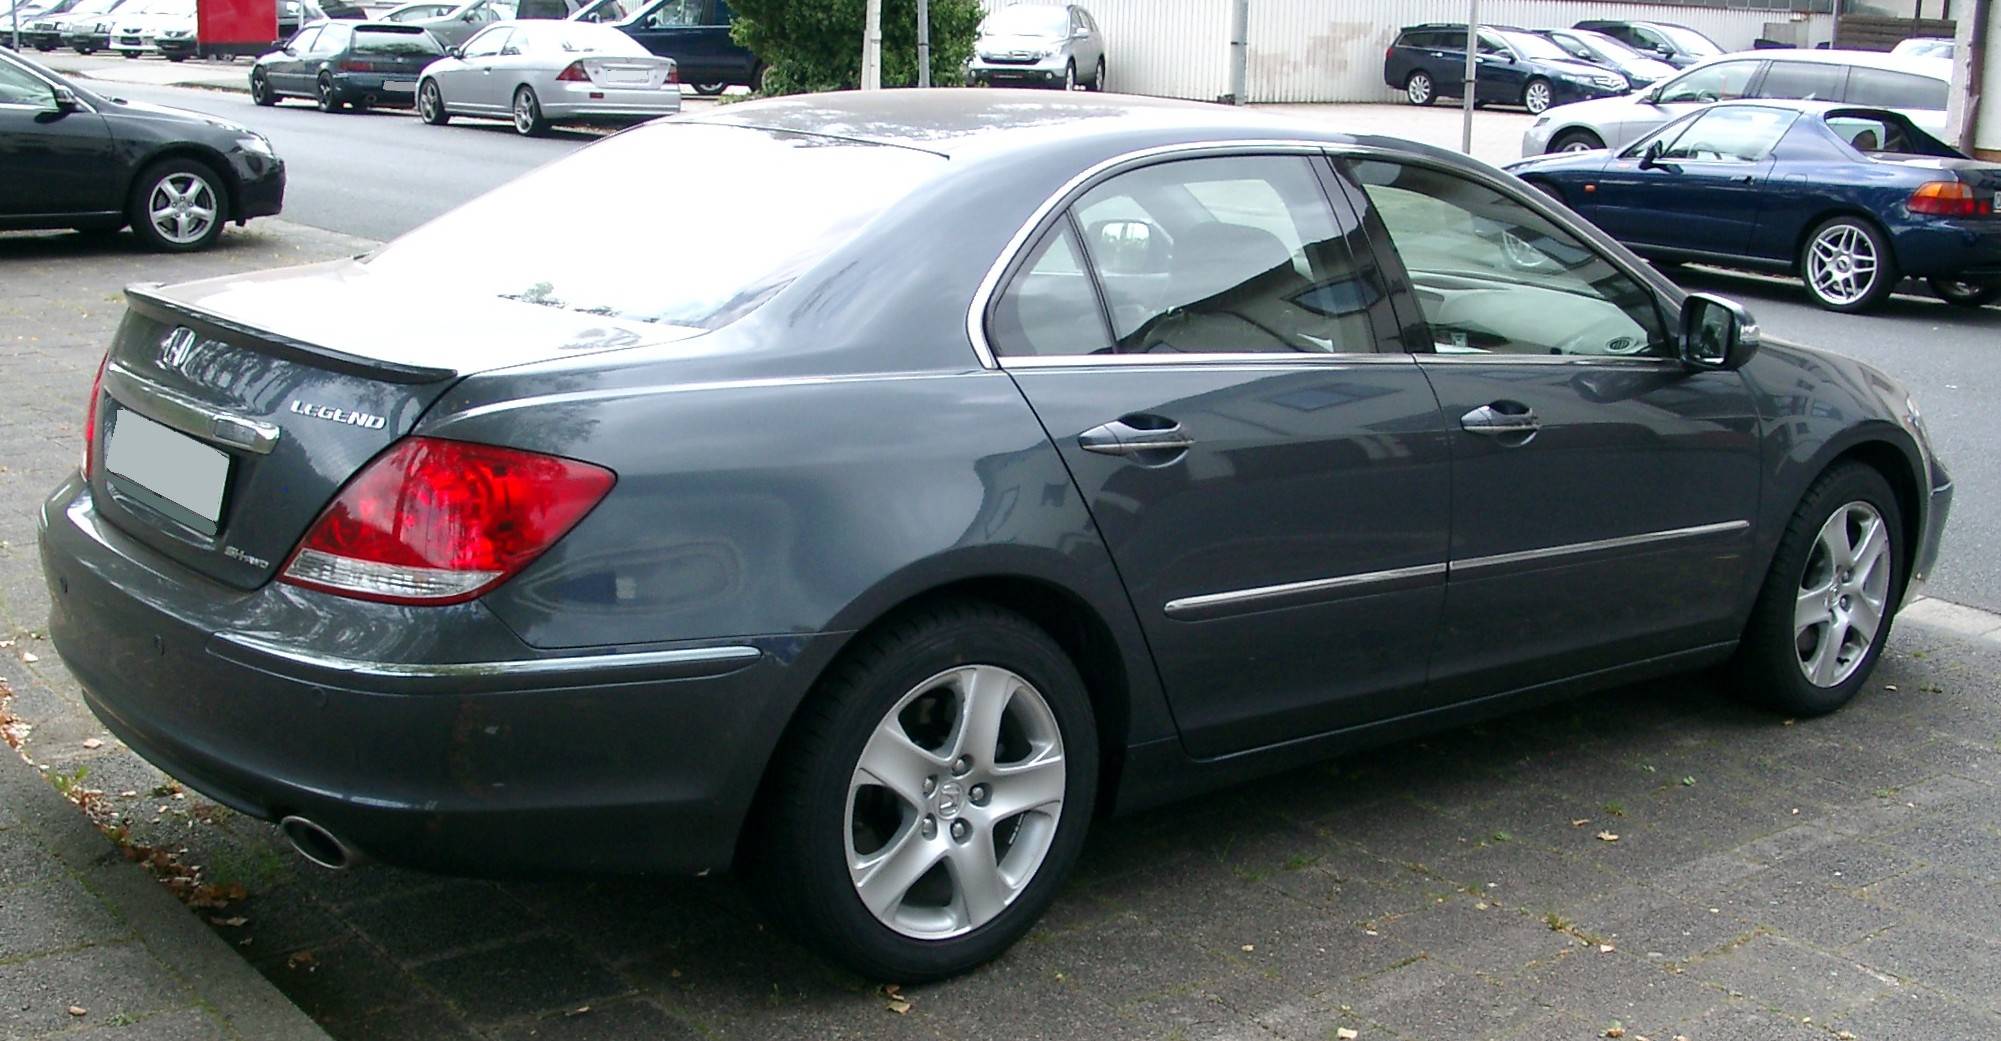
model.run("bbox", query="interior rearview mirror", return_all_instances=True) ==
[1679,293,1758,371]
[1090,219,1171,277]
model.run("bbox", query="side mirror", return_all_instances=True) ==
[51,85,82,112]
[449,45,463,57]
[1679,293,1758,370]
[1638,138,1671,170]
[1089,219,1171,277]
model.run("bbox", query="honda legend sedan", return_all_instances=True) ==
[41,90,1950,982]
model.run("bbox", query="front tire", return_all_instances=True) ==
[1405,69,1435,106]
[1522,76,1553,115]
[1929,276,2001,308]
[249,69,275,106]
[512,85,548,136]
[418,79,449,125]
[752,601,1099,982]
[1801,216,1897,313]
[1733,463,1903,717]
[1090,56,1105,91]
[127,158,226,253]
[1549,128,1603,153]
[1061,59,1075,91]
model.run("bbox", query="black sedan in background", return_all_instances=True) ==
[41,91,1947,983]
[250,21,442,110]
[0,46,283,249]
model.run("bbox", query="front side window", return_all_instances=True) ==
[1658,105,1796,162]
[1350,160,1665,358]
[285,24,320,49]
[1658,60,1759,104]
[461,25,508,55]
[1546,32,1593,61]
[1845,67,1948,110]
[1067,155,1378,356]
[1755,61,1847,102]
[0,59,52,106]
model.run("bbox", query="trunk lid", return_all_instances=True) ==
[91,260,696,589]
[583,55,673,89]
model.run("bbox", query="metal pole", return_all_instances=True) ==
[1227,0,1248,104]
[916,0,930,88]
[861,0,882,90]
[1830,0,1841,48]
[1461,0,1478,154]
[11,3,20,52]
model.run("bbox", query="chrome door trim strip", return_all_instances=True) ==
[1164,562,1448,620]
[1001,352,1413,369]
[1161,520,1751,619]
[1414,353,1680,368]
[211,631,762,689]
[1450,520,1751,574]
[103,361,283,455]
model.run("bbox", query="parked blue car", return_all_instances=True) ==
[1384,23,1631,115]
[1508,100,2001,312]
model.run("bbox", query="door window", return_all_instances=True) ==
[286,24,320,49]
[310,23,347,52]
[1070,155,1377,355]
[0,59,51,106]
[461,24,508,55]
[1350,160,1666,358]
[1827,114,1910,153]
[1546,32,1593,61]
[1657,105,1795,162]
[1476,33,1508,57]
[990,222,1112,358]
[642,0,698,27]
[1844,67,1948,110]
[1657,59,1759,104]
[1754,60,1846,101]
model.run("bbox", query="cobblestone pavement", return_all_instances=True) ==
[4,224,2000,1041]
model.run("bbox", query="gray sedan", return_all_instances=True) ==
[42,91,1949,984]
[417,19,677,134]
[966,2,1105,90]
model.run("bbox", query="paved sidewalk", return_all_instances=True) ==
[38,53,253,92]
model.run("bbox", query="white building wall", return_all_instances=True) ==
[984,0,1832,103]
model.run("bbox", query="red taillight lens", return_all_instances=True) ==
[1909,180,1994,217]
[556,60,589,82]
[82,351,108,478]
[339,58,377,72]
[280,437,615,605]
[665,62,677,83]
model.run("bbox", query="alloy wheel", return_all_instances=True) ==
[1063,62,1075,91]
[1407,72,1431,105]
[419,81,443,123]
[1524,80,1551,114]
[1794,501,1892,688]
[1806,223,1879,307]
[845,664,1066,940]
[1093,56,1104,91]
[146,172,217,246]
[513,88,541,134]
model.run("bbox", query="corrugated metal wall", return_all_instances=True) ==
[983,0,1832,103]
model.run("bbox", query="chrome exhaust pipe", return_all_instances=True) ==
[279,815,356,871]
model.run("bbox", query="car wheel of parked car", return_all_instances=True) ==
[692,82,726,96]
[166,54,185,62]
[1549,128,1603,153]
[1522,77,1553,115]
[128,158,226,253]
[512,85,549,136]
[1062,60,1076,91]
[316,74,343,112]
[1734,463,1902,717]
[250,69,275,106]
[1091,57,1105,91]
[1802,217,1896,313]
[1928,276,2001,308]
[122,50,136,59]
[753,600,1099,982]
[418,79,449,125]
[1405,70,1434,106]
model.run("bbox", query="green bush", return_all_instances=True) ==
[731,0,985,95]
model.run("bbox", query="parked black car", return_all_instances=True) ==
[0,46,282,250]
[249,21,441,111]
[1573,20,1724,69]
[1534,26,1677,90]
[610,0,757,94]
[40,90,1948,984]
[1386,22,1632,114]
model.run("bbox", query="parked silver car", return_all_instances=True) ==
[1521,49,1951,155]
[418,19,678,135]
[379,0,581,48]
[965,3,1104,91]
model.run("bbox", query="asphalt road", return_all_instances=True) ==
[43,79,2001,611]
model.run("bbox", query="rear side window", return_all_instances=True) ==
[990,223,1111,358]
[1845,67,1947,110]
[364,125,943,331]
[1755,61,1846,102]
[352,26,442,53]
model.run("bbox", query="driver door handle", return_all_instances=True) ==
[1078,417,1195,457]
[1460,402,1540,438]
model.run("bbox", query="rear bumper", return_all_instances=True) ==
[39,476,837,877]
[541,81,680,120]
[330,73,418,106]
[1892,220,2001,279]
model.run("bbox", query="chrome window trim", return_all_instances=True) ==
[213,631,762,681]
[1415,353,1680,368]
[1163,520,1749,618]
[1002,352,1413,369]
[967,139,1348,371]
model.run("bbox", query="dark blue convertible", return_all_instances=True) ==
[1508,100,2001,312]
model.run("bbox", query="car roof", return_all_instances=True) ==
[1711,47,1950,78]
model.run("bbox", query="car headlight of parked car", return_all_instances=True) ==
[236,133,275,156]
[162,27,192,37]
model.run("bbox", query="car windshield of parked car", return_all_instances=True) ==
[1656,25,1720,56]
[364,125,943,331]
[1499,31,1569,62]
[1658,105,1796,161]
[352,24,442,53]
[980,5,1066,38]
[1658,60,1757,104]
[1574,29,1649,62]
[520,20,645,52]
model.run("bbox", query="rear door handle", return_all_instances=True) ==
[1460,402,1540,439]
[1078,417,1194,458]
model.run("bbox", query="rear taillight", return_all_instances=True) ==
[279,437,614,605]
[665,62,677,83]
[1909,180,1995,218]
[556,60,589,82]
[339,58,378,72]
[82,351,108,477]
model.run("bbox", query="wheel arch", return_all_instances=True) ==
[1785,426,1928,606]
[1792,207,1893,276]
[122,145,241,224]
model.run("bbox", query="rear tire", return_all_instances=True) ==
[418,79,449,125]
[127,158,227,253]
[1801,216,1897,313]
[1549,128,1603,153]
[751,600,1099,982]
[1929,276,2001,308]
[512,85,548,136]
[316,73,343,112]
[1405,69,1435,106]
[1733,463,1903,717]
[692,81,726,96]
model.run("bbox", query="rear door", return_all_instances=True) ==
[1341,156,1760,705]
[990,150,1454,758]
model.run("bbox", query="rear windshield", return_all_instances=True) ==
[353,25,443,53]
[363,124,944,331]
[519,22,646,53]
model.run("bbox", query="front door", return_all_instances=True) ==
[452,25,512,110]
[1592,104,1792,257]
[1342,157,1761,704]
[1474,32,1526,105]
[268,25,318,94]
[0,63,117,219]
[988,151,1454,758]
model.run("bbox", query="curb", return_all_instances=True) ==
[1898,595,2001,645]
[0,738,332,1041]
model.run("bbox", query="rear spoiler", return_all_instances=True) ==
[124,283,456,385]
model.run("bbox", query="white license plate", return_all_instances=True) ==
[105,409,230,525]
[384,79,415,91]
[604,71,648,85]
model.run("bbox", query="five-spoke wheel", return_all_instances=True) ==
[129,159,224,252]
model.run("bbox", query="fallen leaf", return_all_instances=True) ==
[1605,1028,1625,1039]
[1241,944,1255,952]
[1596,831,1621,842]
[81,738,102,750]
[1680,776,1695,787]
[882,983,911,1014]
[1474,901,1489,910]
[564,1006,591,1017]
[1598,943,1615,953]
[1884,684,1899,692]
[286,950,316,970]
[210,916,248,928]
[1571,819,1591,827]
[66,1006,86,1017]
[118,790,137,798]
[20,652,38,663]
[1336,1029,1360,1040]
